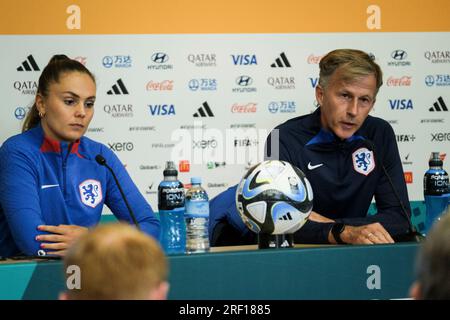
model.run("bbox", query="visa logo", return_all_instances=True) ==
[389,99,413,110]
[309,77,319,88]
[148,104,175,115]
[231,54,257,65]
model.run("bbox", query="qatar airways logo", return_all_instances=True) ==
[386,76,412,86]
[146,80,174,91]
[187,53,217,67]
[13,80,37,95]
[267,77,295,90]
[424,51,450,64]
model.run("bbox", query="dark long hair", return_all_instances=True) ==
[22,55,96,132]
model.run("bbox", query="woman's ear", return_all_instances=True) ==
[35,94,45,116]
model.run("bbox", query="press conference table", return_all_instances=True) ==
[0,243,419,300]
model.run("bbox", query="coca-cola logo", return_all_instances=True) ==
[306,54,323,64]
[73,56,87,65]
[386,76,412,86]
[231,103,257,113]
[146,80,174,91]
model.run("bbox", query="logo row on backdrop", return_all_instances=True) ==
[13,50,450,71]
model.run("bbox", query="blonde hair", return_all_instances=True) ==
[64,223,167,300]
[318,49,383,96]
[415,211,450,299]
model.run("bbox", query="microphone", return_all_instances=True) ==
[363,140,423,242]
[95,154,140,230]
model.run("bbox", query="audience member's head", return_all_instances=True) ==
[410,211,450,299]
[61,223,168,300]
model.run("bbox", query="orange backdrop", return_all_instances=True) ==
[1,0,449,34]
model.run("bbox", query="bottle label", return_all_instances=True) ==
[158,182,185,210]
[185,200,209,218]
[424,170,449,195]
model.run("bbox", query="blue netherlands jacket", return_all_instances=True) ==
[209,108,411,245]
[0,125,160,257]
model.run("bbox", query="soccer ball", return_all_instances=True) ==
[236,160,313,235]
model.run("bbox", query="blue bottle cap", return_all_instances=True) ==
[191,177,202,184]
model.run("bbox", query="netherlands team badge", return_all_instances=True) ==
[352,148,375,176]
[79,179,103,208]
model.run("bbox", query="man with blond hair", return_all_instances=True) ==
[60,223,169,300]
[210,49,413,246]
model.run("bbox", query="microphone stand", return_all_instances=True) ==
[95,155,140,230]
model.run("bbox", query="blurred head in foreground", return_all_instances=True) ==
[61,223,168,300]
[410,211,450,300]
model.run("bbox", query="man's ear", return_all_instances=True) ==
[409,281,422,300]
[148,281,169,300]
[315,85,324,106]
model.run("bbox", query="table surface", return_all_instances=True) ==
[0,242,419,300]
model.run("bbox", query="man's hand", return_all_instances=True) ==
[332,222,395,245]
[36,224,89,256]
[309,211,335,223]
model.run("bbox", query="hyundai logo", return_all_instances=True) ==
[236,76,253,87]
[151,52,169,64]
[391,50,407,60]
[14,107,27,120]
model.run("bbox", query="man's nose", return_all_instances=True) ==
[347,99,358,117]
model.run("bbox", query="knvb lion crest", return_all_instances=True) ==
[352,148,375,176]
[79,179,103,208]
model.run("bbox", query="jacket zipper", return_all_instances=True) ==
[62,143,73,200]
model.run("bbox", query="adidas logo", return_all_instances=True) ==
[107,79,129,95]
[280,240,290,248]
[278,212,293,221]
[193,101,214,117]
[270,52,291,68]
[429,96,448,112]
[17,55,40,71]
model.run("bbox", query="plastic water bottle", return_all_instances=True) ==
[423,152,450,235]
[185,177,210,254]
[158,161,186,255]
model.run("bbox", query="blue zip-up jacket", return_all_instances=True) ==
[209,108,411,245]
[0,125,160,257]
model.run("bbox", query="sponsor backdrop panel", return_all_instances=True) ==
[1,33,449,213]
